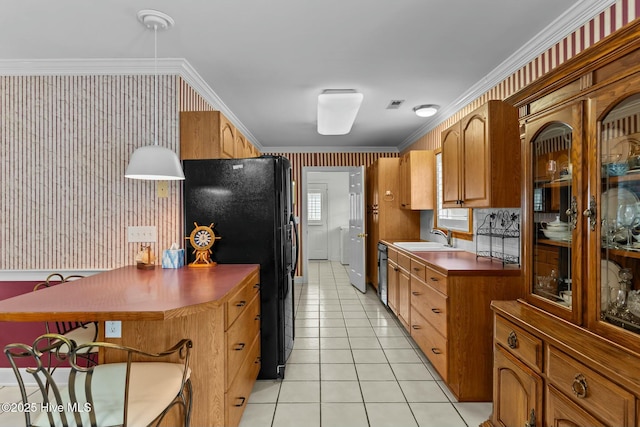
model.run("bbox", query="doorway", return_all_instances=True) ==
[307,183,328,259]
[301,167,365,285]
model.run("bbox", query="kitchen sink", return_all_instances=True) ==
[393,241,462,251]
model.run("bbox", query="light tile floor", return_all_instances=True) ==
[239,261,491,427]
[0,261,492,427]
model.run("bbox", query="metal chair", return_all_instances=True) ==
[5,334,193,427]
[33,273,98,370]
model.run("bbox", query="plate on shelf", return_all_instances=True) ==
[601,188,639,225]
[601,259,621,311]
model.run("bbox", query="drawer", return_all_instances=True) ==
[494,316,542,372]
[410,309,447,381]
[411,279,447,337]
[226,294,260,388]
[425,267,447,295]
[410,259,426,281]
[398,251,411,272]
[546,385,605,427]
[388,247,398,263]
[546,345,635,427]
[226,333,261,427]
[226,274,260,329]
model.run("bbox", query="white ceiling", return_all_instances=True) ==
[0,0,613,152]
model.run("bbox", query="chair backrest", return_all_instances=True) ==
[5,334,193,427]
[34,273,97,340]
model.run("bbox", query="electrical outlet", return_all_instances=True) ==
[105,321,122,338]
[127,226,157,242]
[157,181,168,198]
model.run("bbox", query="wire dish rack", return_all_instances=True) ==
[476,211,520,266]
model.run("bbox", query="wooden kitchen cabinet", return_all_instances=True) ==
[486,21,640,427]
[387,247,399,315]
[398,150,435,210]
[397,251,412,331]
[365,158,419,288]
[385,245,523,402]
[441,100,520,208]
[180,110,259,160]
[492,345,542,427]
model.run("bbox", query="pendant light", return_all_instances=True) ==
[125,10,184,181]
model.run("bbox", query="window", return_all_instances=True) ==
[435,152,472,234]
[307,191,322,223]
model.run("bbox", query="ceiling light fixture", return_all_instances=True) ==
[125,10,184,181]
[413,104,440,118]
[317,90,364,135]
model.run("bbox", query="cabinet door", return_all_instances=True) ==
[442,123,461,207]
[220,115,236,158]
[387,260,398,315]
[590,87,640,351]
[461,105,490,206]
[399,153,410,208]
[525,103,584,325]
[398,268,411,331]
[493,345,543,427]
[546,385,605,427]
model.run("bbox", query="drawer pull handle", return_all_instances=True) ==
[253,283,261,290]
[430,277,439,282]
[411,325,421,330]
[255,356,261,364]
[431,348,442,355]
[235,301,247,307]
[234,397,246,407]
[413,267,421,271]
[507,331,518,349]
[431,308,442,314]
[412,291,421,296]
[255,314,261,321]
[233,343,246,351]
[572,374,588,398]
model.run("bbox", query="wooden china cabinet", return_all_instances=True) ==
[485,20,640,427]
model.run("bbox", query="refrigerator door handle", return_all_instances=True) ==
[290,214,299,279]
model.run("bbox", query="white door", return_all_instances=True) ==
[307,183,328,259]
[348,166,366,293]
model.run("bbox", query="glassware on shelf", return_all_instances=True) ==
[616,204,639,247]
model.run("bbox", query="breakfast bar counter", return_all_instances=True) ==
[0,264,261,427]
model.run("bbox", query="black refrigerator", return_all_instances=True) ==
[183,156,297,379]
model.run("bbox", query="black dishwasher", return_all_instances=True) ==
[377,242,388,306]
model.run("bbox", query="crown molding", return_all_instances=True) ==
[0,57,264,151]
[262,146,399,154]
[397,0,616,152]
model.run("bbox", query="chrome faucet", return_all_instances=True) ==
[431,228,452,247]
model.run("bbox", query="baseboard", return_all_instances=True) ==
[0,367,69,387]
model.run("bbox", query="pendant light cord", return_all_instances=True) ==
[154,24,159,146]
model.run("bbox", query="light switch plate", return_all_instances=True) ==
[157,181,168,198]
[127,226,157,242]
[105,321,122,338]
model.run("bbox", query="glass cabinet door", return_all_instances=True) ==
[598,93,640,334]
[525,104,583,324]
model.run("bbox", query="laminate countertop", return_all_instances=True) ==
[381,240,521,277]
[0,264,260,322]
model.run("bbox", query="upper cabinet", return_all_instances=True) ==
[399,150,435,210]
[180,111,259,160]
[441,100,520,208]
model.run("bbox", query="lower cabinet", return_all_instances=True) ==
[488,301,640,427]
[224,276,261,427]
[391,247,523,402]
[492,345,542,427]
[387,248,399,315]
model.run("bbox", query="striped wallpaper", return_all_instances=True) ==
[1,75,182,270]
[2,0,639,272]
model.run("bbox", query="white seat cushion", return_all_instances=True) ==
[61,324,98,354]
[32,362,190,427]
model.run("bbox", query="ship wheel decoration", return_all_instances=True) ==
[186,222,221,267]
